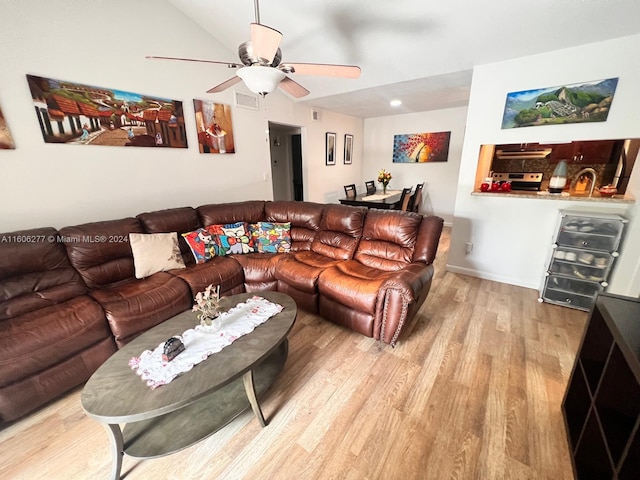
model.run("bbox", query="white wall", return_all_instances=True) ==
[0,0,363,232]
[266,104,364,205]
[448,34,640,296]
[363,107,467,225]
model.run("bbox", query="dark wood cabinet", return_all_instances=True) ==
[550,142,577,163]
[562,293,640,479]
[551,140,617,164]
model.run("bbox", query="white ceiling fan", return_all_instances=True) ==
[146,0,361,98]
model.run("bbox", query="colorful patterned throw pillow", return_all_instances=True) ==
[250,222,292,253]
[182,228,216,264]
[208,222,254,256]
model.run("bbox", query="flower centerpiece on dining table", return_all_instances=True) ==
[377,169,392,194]
[193,284,221,330]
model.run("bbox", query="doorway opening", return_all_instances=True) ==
[268,122,303,201]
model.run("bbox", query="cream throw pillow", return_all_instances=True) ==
[129,232,186,279]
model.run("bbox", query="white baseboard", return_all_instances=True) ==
[444,264,540,291]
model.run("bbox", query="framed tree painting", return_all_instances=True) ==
[326,132,336,165]
[344,134,353,164]
[393,131,451,163]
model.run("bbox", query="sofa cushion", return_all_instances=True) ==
[0,227,89,320]
[209,222,255,255]
[137,207,201,233]
[198,200,266,226]
[232,252,282,284]
[172,256,245,297]
[136,207,202,265]
[89,272,192,347]
[354,209,422,270]
[59,218,143,289]
[250,222,291,253]
[0,337,115,422]
[275,251,342,293]
[129,232,186,278]
[318,260,395,314]
[311,204,366,260]
[265,201,324,251]
[0,295,112,385]
[182,227,217,264]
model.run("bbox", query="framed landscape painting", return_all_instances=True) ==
[0,102,15,149]
[501,78,618,129]
[193,100,235,154]
[393,131,450,163]
[25,74,187,148]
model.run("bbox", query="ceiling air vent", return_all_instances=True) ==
[234,90,259,110]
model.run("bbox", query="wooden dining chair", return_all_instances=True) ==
[365,180,376,194]
[344,184,357,198]
[398,187,413,211]
[408,182,424,212]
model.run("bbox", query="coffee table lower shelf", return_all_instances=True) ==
[103,340,287,478]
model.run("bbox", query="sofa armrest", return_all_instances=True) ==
[377,263,435,345]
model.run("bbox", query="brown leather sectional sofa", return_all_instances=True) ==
[0,200,443,422]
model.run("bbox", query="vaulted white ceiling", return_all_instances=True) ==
[167,0,640,118]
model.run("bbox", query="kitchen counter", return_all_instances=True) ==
[471,190,635,203]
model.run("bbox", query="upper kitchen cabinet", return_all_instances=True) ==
[550,140,621,164]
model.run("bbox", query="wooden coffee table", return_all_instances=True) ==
[81,292,296,480]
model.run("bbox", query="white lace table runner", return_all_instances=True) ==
[128,296,284,389]
[362,190,400,200]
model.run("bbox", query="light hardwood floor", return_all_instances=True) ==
[0,227,587,480]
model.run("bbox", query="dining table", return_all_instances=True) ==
[338,190,403,209]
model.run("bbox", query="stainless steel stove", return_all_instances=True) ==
[492,172,543,191]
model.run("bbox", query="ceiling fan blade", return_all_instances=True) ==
[281,63,361,78]
[146,55,243,69]
[250,23,282,64]
[278,77,310,98]
[207,76,243,93]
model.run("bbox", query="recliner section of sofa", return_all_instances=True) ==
[59,218,193,348]
[0,200,443,422]
[318,211,442,344]
[0,227,117,422]
[275,204,366,312]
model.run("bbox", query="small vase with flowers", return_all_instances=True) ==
[193,284,222,332]
[378,169,392,194]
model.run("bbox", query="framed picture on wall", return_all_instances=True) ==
[344,134,353,164]
[501,77,618,129]
[0,102,15,149]
[25,74,187,148]
[326,132,336,165]
[392,131,451,163]
[193,99,235,154]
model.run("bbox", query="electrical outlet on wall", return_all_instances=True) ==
[465,242,473,254]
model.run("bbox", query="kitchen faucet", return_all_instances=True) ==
[572,167,598,197]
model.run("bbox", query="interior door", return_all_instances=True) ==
[291,134,303,201]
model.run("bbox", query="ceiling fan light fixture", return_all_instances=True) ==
[390,99,402,107]
[237,66,285,96]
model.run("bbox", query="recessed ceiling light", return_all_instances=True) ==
[390,99,402,107]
